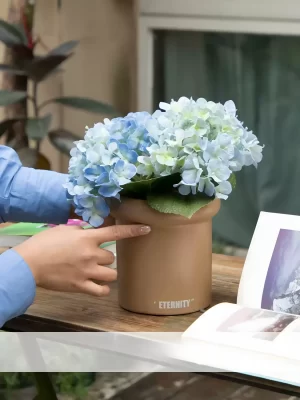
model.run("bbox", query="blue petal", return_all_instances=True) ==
[82,210,92,222]
[89,214,104,227]
[127,137,140,150]
[114,159,125,174]
[94,197,110,217]
[204,180,215,197]
[178,185,191,195]
[125,164,137,179]
[74,207,84,216]
[95,171,109,186]
[109,170,121,185]
[118,143,138,163]
[83,165,103,182]
[182,169,198,185]
[98,183,122,198]
[77,195,94,208]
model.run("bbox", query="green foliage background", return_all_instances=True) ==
[0,373,95,399]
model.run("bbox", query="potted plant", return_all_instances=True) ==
[0,17,114,168]
[65,97,263,315]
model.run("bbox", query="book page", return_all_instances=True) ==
[183,302,300,361]
[237,211,300,314]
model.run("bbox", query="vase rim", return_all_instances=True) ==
[111,197,221,226]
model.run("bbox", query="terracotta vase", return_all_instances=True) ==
[111,197,221,315]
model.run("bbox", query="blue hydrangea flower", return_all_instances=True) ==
[65,98,263,226]
[64,111,153,227]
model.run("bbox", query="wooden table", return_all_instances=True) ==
[2,241,300,396]
[4,254,242,332]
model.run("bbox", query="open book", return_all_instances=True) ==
[182,211,300,387]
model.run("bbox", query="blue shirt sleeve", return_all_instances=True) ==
[0,145,70,327]
[0,249,36,328]
[0,145,70,224]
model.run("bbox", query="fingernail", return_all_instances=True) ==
[140,225,151,234]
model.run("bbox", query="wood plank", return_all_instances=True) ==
[111,372,201,400]
[110,373,297,400]
[206,373,300,398]
[4,253,244,332]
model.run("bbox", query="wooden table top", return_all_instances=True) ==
[4,253,244,332]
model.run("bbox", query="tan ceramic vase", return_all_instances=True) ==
[111,197,221,315]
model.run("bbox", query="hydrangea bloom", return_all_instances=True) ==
[139,97,263,199]
[65,98,263,226]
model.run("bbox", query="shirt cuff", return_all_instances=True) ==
[0,249,36,327]
[8,167,70,224]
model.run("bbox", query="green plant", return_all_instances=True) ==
[0,17,115,166]
[0,372,95,399]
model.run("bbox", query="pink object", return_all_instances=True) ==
[46,219,89,228]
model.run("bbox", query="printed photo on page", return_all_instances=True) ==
[261,229,300,314]
[183,303,300,359]
[237,212,300,313]
[217,307,298,341]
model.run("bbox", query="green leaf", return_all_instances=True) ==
[51,96,115,114]
[0,64,27,75]
[121,174,181,199]
[48,40,79,56]
[26,114,52,140]
[12,23,28,45]
[0,19,27,47]
[0,90,27,106]
[48,129,78,155]
[229,173,236,189]
[25,54,71,81]
[0,118,23,137]
[147,193,214,219]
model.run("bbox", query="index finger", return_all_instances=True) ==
[86,224,151,244]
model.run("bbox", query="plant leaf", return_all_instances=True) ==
[12,22,28,45]
[0,90,27,106]
[0,19,27,46]
[26,114,52,140]
[48,129,78,155]
[48,40,79,56]
[229,173,236,189]
[0,118,23,137]
[147,193,214,219]
[121,174,181,199]
[51,96,115,114]
[25,54,71,81]
[0,64,27,75]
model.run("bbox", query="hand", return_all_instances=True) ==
[14,224,151,297]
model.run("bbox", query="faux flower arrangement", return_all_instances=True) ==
[65,97,263,227]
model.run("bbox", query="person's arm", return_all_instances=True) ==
[0,249,35,327]
[0,145,70,224]
[0,223,150,328]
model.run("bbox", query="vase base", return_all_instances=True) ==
[119,302,211,316]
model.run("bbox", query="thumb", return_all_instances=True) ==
[87,224,151,243]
